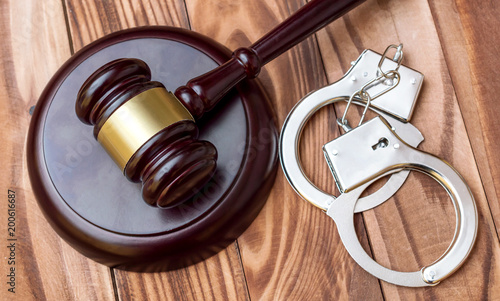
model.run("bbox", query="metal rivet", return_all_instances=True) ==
[410,78,417,85]
[393,143,400,149]
[363,71,368,77]
[350,76,356,82]
[351,61,356,66]
[331,150,339,156]
[428,270,436,280]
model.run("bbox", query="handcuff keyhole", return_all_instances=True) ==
[372,137,389,150]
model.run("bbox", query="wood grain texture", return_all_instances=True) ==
[185,0,383,299]
[3,0,500,299]
[0,0,115,300]
[66,0,190,51]
[65,0,250,300]
[315,0,500,299]
[427,0,500,239]
[114,243,249,300]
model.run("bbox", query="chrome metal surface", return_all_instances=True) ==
[340,68,401,128]
[341,90,372,127]
[357,49,422,122]
[324,117,408,192]
[378,44,404,79]
[325,117,478,287]
[279,48,424,212]
[279,46,477,287]
[280,96,423,211]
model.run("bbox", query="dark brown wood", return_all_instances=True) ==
[65,1,253,300]
[0,0,117,300]
[185,0,383,299]
[76,58,217,208]
[76,58,154,126]
[114,243,251,300]
[8,0,500,299]
[27,26,278,271]
[134,129,217,208]
[73,0,363,209]
[175,0,365,120]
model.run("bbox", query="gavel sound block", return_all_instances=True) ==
[27,0,364,271]
[27,28,277,271]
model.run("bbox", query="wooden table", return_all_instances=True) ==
[2,0,500,300]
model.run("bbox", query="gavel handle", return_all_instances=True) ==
[175,0,365,119]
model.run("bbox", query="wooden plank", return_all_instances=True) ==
[427,0,500,238]
[17,0,498,299]
[113,244,249,300]
[185,0,384,299]
[315,0,500,299]
[66,0,190,51]
[65,1,251,300]
[0,0,115,300]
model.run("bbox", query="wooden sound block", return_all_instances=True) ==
[27,27,278,272]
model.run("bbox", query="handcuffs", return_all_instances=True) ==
[279,45,478,287]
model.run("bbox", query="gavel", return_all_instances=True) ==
[76,0,364,208]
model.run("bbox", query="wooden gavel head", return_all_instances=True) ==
[75,0,363,208]
[76,58,217,208]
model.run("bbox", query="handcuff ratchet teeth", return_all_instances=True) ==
[279,45,478,287]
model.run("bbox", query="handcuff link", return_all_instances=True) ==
[279,45,478,287]
[280,45,424,213]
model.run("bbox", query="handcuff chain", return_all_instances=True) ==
[378,43,403,79]
[338,44,404,131]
